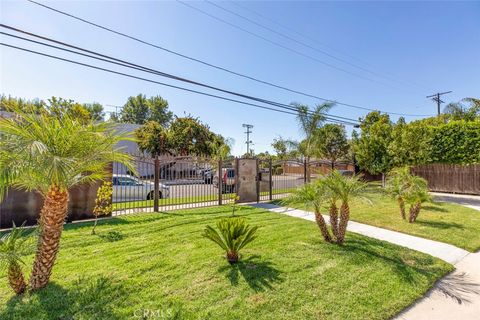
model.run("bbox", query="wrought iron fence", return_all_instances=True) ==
[111,154,235,215]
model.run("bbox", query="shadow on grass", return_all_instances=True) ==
[415,220,463,230]
[1,275,128,320]
[423,204,449,213]
[98,230,125,242]
[328,237,442,284]
[218,255,283,292]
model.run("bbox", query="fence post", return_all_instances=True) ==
[154,155,160,212]
[256,158,260,203]
[218,159,223,206]
[269,158,273,201]
[303,158,307,184]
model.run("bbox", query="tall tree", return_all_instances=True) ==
[135,121,173,157]
[169,116,216,156]
[315,124,349,169]
[0,107,133,290]
[443,97,480,121]
[293,102,334,180]
[83,102,105,121]
[120,94,173,125]
[353,111,393,186]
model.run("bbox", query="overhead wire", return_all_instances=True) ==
[26,0,433,117]
[0,24,359,124]
[0,42,359,126]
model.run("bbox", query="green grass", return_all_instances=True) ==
[112,194,219,211]
[280,190,480,252]
[0,206,450,319]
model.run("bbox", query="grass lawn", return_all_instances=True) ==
[0,206,451,320]
[279,190,480,252]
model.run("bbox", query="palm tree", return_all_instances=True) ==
[283,182,333,242]
[293,102,334,181]
[405,178,431,223]
[386,167,411,220]
[323,171,370,244]
[0,108,133,290]
[0,223,33,295]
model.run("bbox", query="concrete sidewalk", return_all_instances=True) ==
[251,203,469,264]
[250,203,479,320]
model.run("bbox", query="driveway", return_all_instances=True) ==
[432,192,480,211]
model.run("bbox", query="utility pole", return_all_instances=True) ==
[426,91,452,115]
[242,124,253,156]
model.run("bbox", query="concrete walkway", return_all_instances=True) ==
[432,192,480,211]
[250,203,480,320]
[251,203,469,264]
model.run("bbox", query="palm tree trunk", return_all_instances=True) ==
[398,198,406,220]
[409,202,422,223]
[329,203,340,240]
[314,210,332,243]
[29,186,69,290]
[8,261,27,295]
[337,202,350,244]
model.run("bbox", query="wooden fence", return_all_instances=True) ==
[411,164,480,195]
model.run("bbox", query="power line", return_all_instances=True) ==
[230,1,430,91]
[0,42,360,126]
[205,0,426,92]
[0,25,358,124]
[426,91,452,115]
[26,0,432,117]
[177,0,386,86]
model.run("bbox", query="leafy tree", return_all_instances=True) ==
[44,97,92,124]
[272,137,288,159]
[168,116,216,156]
[315,124,349,169]
[120,94,173,125]
[388,118,431,167]
[83,102,105,121]
[353,111,394,186]
[210,136,233,161]
[135,121,173,157]
[203,217,258,264]
[0,95,43,113]
[0,107,133,290]
[443,97,480,121]
[404,179,431,223]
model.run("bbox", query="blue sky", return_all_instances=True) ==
[1,0,479,155]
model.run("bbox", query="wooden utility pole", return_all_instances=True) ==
[426,91,452,115]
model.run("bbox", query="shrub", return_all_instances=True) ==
[203,217,258,264]
[92,181,113,234]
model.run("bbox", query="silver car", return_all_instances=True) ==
[112,174,170,202]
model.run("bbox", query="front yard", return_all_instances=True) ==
[280,189,480,252]
[1,206,451,320]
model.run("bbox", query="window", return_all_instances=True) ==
[113,177,138,186]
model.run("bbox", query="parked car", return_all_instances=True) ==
[112,174,170,202]
[213,168,236,193]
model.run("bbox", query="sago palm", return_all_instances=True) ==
[323,171,370,244]
[283,182,333,242]
[0,223,33,295]
[203,217,258,264]
[0,108,133,290]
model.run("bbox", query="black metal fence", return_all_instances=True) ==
[111,155,236,215]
